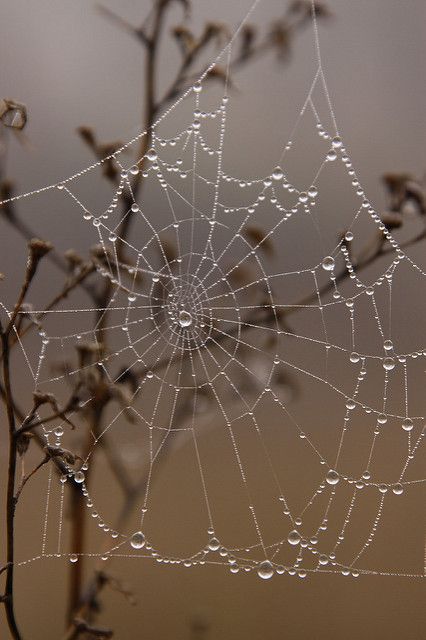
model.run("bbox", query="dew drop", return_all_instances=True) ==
[326,469,340,485]
[74,471,85,484]
[208,537,220,552]
[272,166,283,181]
[322,256,335,271]
[383,357,395,371]
[331,136,342,148]
[402,418,413,432]
[130,531,145,549]
[178,310,192,327]
[392,483,403,495]
[350,351,360,363]
[257,560,274,580]
[69,554,78,563]
[287,530,301,546]
[146,149,157,162]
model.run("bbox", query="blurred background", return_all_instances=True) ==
[1,1,426,638]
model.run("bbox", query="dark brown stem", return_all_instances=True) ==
[68,488,86,623]
[1,322,23,640]
[14,455,50,502]
[67,404,105,623]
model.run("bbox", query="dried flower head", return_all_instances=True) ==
[0,98,27,130]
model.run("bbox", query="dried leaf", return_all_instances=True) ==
[239,24,257,59]
[16,433,31,456]
[0,98,27,130]
[289,0,331,20]
[159,236,177,264]
[381,212,403,230]
[243,226,273,254]
[172,25,196,55]
[77,125,97,149]
[269,22,291,60]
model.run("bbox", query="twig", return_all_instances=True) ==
[14,455,50,502]
[1,320,23,640]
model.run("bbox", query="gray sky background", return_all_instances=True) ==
[1,0,426,200]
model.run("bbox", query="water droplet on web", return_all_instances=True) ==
[322,256,335,271]
[257,560,274,579]
[146,149,157,162]
[208,537,220,551]
[287,530,301,546]
[402,418,413,432]
[326,469,340,485]
[392,483,403,495]
[130,531,145,549]
[331,135,342,148]
[272,166,283,181]
[69,554,78,563]
[383,357,395,371]
[74,471,85,484]
[178,310,192,327]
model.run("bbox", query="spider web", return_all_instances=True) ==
[2,1,426,581]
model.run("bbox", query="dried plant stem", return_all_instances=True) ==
[67,407,104,622]
[65,2,168,621]
[1,324,23,640]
